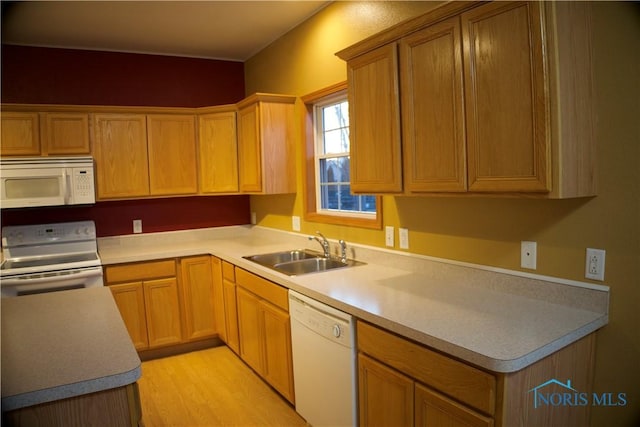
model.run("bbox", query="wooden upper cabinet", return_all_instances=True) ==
[42,112,90,155]
[400,17,467,192]
[346,44,403,193]
[236,94,296,194]
[1,112,41,156]
[147,114,198,196]
[462,1,550,193]
[198,110,239,193]
[93,113,150,199]
[337,1,596,198]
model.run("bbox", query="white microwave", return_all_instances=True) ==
[0,157,96,209]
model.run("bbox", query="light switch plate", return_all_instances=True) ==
[399,228,409,249]
[133,219,142,234]
[292,216,301,232]
[385,226,394,247]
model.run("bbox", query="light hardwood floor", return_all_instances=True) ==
[137,346,307,426]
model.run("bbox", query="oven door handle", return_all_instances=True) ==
[0,268,103,286]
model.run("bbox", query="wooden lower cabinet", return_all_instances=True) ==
[3,383,142,427]
[179,255,218,341]
[107,256,225,353]
[221,261,240,354]
[235,269,294,404]
[359,353,414,426]
[109,282,149,350]
[357,320,596,427]
[143,277,183,348]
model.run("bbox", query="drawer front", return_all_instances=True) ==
[105,259,176,283]
[222,261,236,281]
[235,268,288,311]
[357,320,496,415]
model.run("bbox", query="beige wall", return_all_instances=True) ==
[245,2,640,425]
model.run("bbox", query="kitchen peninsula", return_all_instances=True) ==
[1,287,142,426]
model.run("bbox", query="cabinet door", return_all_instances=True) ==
[109,282,149,351]
[199,112,239,193]
[358,353,414,427]
[147,114,198,195]
[43,113,90,155]
[0,112,40,156]
[236,286,264,372]
[210,257,227,341]
[180,256,217,342]
[401,17,467,192]
[415,383,493,427]
[93,114,150,199]
[237,103,263,193]
[222,278,240,354]
[347,43,402,193]
[261,300,294,403]
[462,1,550,193]
[143,277,183,348]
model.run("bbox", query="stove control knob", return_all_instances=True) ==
[332,324,342,338]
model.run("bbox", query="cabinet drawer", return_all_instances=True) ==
[235,268,288,311]
[222,261,235,281]
[357,320,496,415]
[105,260,176,283]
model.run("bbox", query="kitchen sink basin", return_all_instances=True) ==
[244,249,319,267]
[243,249,364,276]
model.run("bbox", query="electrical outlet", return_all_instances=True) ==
[385,226,395,247]
[399,228,409,249]
[585,248,606,281]
[292,216,301,232]
[133,219,142,234]
[521,241,537,270]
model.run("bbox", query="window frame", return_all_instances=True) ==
[302,81,382,229]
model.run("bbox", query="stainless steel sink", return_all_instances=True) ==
[244,249,319,267]
[243,249,364,276]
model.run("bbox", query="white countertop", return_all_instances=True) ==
[98,225,609,373]
[1,287,142,412]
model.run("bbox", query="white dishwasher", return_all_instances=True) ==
[289,290,357,427]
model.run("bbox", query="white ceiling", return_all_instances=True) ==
[1,1,330,61]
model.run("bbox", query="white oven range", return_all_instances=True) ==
[0,221,103,297]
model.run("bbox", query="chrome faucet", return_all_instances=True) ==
[309,231,331,258]
[339,240,347,263]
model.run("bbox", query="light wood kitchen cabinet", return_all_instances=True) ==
[346,44,403,193]
[357,320,596,427]
[221,261,240,354]
[179,255,218,342]
[400,17,467,192]
[93,113,150,199]
[337,1,596,198]
[144,277,183,348]
[235,268,294,403]
[147,114,198,196]
[462,1,548,193]
[109,282,149,350]
[211,257,227,342]
[42,112,91,155]
[359,353,414,426]
[105,259,182,351]
[236,94,296,194]
[0,111,41,156]
[198,109,239,193]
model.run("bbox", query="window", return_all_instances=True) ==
[302,82,381,229]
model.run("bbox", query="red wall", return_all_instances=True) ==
[1,45,245,107]
[1,45,250,236]
[1,196,250,237]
